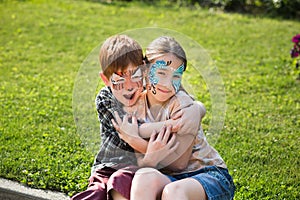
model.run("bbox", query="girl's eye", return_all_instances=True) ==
[157,72,166,76]
[173,75,181,79]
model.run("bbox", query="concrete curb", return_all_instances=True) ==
[0,178,69,200]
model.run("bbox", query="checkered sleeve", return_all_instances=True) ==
[93,87,136,168]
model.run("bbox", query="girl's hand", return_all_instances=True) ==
[112,111,139,142]
[142,126,179,167]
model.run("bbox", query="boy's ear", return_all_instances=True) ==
[99,72,110,86]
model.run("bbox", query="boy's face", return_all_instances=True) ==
[108,63,144,107]
[147,53,184,103]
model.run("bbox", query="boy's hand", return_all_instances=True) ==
[172,101,205,135]
[164,118,182,133]
[112,111,139,141]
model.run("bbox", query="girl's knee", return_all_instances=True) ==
[132,168,164,189]
[162,182,188,200]
[131,168,168,200]
[134,168,160,181]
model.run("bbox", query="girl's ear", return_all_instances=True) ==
[99,72,110,86]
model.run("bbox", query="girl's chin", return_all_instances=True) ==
[154,95,173,103]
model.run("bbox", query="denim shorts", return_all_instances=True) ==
[166,166,235,200]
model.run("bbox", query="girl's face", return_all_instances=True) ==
[147,53,184,103]
[109,63,144,107]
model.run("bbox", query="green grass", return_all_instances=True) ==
[1,0,299,198]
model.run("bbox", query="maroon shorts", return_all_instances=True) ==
[71,165,139,200]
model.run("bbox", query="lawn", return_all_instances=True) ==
[0,0,299,199]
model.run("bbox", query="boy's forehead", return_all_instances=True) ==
[114,66,142,77]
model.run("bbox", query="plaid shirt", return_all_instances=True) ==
[92,87,137,172]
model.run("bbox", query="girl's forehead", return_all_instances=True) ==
[153,53,182,70]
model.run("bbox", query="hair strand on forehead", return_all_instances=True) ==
[145,36,187,71]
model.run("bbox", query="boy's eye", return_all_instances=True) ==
[111,78,125,84]
[131,75,143,82]
[131,68,143,81]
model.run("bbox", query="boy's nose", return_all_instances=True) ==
[124,80,134,91]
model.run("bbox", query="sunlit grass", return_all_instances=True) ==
[0,0,299,198]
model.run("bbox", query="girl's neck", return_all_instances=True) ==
[146,90,166,119]
[146,90,163,107]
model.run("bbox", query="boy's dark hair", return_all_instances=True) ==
[99,35,143,79]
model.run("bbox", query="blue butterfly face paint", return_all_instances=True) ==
[172,64,185,93]
[148,60,184,93]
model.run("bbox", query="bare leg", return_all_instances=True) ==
[111,189,128,200]
[131,168,171,200]
[162,178,207,200]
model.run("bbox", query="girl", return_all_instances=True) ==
[129,36,235,200]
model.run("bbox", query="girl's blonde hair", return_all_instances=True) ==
[145,36,187,71]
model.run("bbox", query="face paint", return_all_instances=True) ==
[111,67,143,91]
[148,60,184,93]
[172,64,184,93]
[110,65,144,107]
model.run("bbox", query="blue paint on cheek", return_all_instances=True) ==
[172,64,184,93]
[149,60,168,86]
[172,79,181,93]
[149,65,159,85]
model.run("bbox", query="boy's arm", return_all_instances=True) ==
[173,100,206,135]
[169,91,205,136]
[95,88,148,153]
[95,88,120,134]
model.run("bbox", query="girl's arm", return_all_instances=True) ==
[138,118,181,138]
[136,101,205,138]
[112,113,180,167]
[136,126,179,168]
